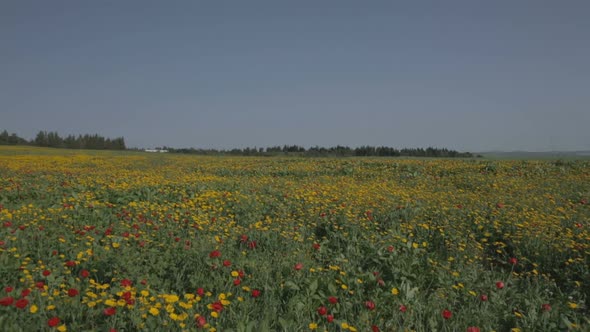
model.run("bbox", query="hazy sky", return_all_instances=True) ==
[1,1,589,151]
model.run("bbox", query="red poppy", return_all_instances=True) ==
[240,234,248,243]
[294,263,303,271]
[480,294,488,302]
[387,245,394,252]
[248,241,257,249]
[541,303,551,312]
[103,307,117,316]
[65,260,76,267]
[496,281,505,289]
[399,304,407,313]
[365,300,376,310]
[21,288,31,297]
[251,289,261,298]
[317,306,327,316]
[312,243,321,250]
[15,298,28,309]
[68,288,79,297]
[80,269,90,278]
[42,270,51,277]
[120,279,132,287]
[196,315,207,327]
[233,279,241,286]
[209,250,221,258]
[326,315,334,323]
[0,296,14,306]
[35,281,45,289]
[48,317,61,327]
[4,286,13,293]
[223,260,231,267]
[466,327,481,332]
[211,301,223,312]
[328,296,338,304]
[442,309,452,320]
[371,325,380,332]
[508,257,518,265]
[197,288,205,296]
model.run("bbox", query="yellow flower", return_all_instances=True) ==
[568,302,578,309]
[104,299,117,306]
[165,294,179,303]
[341,322,349,329]
[29,304,38,313]
[112,242,120,248]
[309,322,318,330]
[211,311,219,318]
[391,288,399,295]
[149,307,160,316]
[57,325,67,332]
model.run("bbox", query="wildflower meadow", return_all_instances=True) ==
[0,146,588,331]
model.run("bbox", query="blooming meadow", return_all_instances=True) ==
[0,146,588,331]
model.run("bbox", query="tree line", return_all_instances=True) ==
[2,129,475,157]
[160,145,476,158]
[0,130,126,150]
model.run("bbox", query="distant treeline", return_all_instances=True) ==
[0,130,126,150]
[160,145,476,158]
[2,129,474,157]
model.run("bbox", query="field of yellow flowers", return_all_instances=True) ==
[0,146,588,331]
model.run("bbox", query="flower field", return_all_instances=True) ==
[0,146,588,331]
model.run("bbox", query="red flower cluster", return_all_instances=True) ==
[196,315,207,328]
[15,298,28,309]
[0,296,14,306]
[48,317,60,327]
[442,309,452,320]
[120,279,133,287]
[68,288,79,297]
[103,307,117,316]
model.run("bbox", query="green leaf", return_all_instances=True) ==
[284,281,300,291]
[308,279,319,294]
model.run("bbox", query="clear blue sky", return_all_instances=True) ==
[1,1,589,151]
